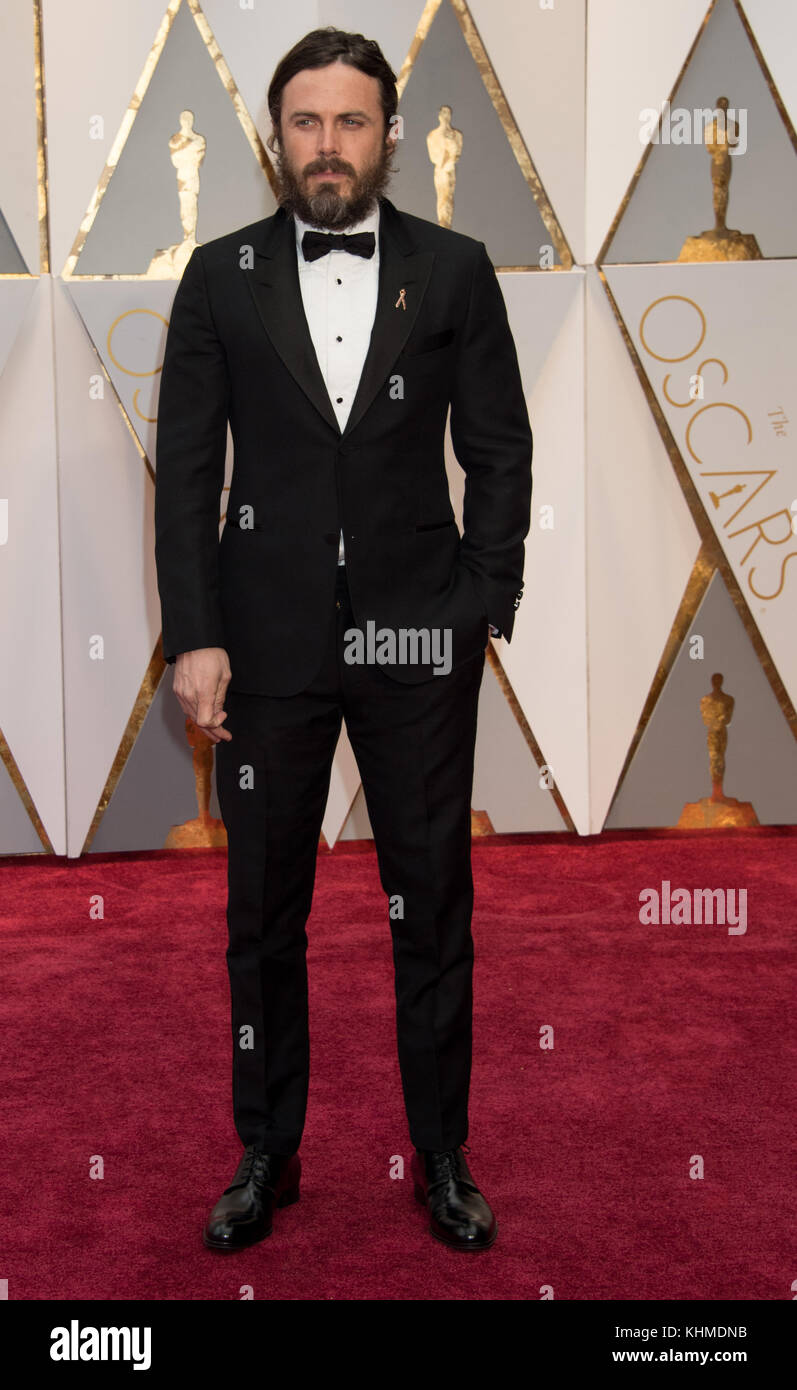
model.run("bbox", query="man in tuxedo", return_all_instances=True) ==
[154,26,532,1253]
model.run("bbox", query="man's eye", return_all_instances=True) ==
[293,118,362,127]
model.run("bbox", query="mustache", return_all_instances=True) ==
[303,158,355,178]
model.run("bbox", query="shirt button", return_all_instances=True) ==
[336,396,343,403]
[336,278,342,284]
[336,336,342,342]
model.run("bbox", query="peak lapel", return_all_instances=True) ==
[342,199,435,439]
[244,199,435,440]
[247,208,341,435]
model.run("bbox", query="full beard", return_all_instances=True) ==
[273,141,395,230]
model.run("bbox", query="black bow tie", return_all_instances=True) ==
[301,229,376,263]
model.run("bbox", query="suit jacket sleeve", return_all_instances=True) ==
[449,242,533,641]
[154,245,230,664]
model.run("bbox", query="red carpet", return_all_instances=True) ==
[1,828,794,1300]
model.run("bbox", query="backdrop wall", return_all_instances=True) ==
[0,0,795,856]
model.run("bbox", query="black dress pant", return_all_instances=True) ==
[214,563,486,1154]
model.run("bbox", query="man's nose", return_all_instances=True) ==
[316,125,340,156]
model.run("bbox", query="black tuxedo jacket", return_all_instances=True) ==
[154,195,532,694]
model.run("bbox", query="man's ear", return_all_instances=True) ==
[387,113,403,148]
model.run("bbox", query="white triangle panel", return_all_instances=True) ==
[741,0,797,134]
[0,0,39,272]
[470,0,586,264]
[586,0,710,263]
[609,258,797,713]
[588,265,701,831]
[52,278,162,855]
[0,278,65,850]
[497,269,589,832]
[42,0,168,276]
[323,725,363,850]
[0,282,38,378]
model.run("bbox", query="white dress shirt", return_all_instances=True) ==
[294,203,380,564]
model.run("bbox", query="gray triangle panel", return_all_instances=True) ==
[606,572,797,827]
[76,1,274,274]
[391,0,559,266]
[88,673,223,852]
[605,0,797,263]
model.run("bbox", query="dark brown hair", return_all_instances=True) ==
[266,27,398,151]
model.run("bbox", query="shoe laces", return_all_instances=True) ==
[428,1142,470,1184]
[233,1146,269,1187]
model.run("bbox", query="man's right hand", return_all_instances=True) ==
[173,647,232,743]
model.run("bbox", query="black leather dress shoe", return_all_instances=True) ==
[203,1146,301,1251]
[411,1143,497,1250]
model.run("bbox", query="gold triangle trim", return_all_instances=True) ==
[598,0,797,266]
[599,266,797,739]
[485,644,576,831]
[56,0,248,854]
[80,640,167,854]
[397,0,573,271]
[394,0,578,833]
[602,543,716,823]
[598,266,797,827]
[735,0,797,163]
[597,0,713,266]
[61,0,276,280]
[33,0,50,275]
[0,0,44,279]
[60,287,155,483]
[0,723,55,853]
[67,0,570,850]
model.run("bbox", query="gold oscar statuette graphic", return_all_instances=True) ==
[677,673,759,827]
[147,109,206,278]
[164,717,228,847]
[426,105,463,228]
[678,96,762,262]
